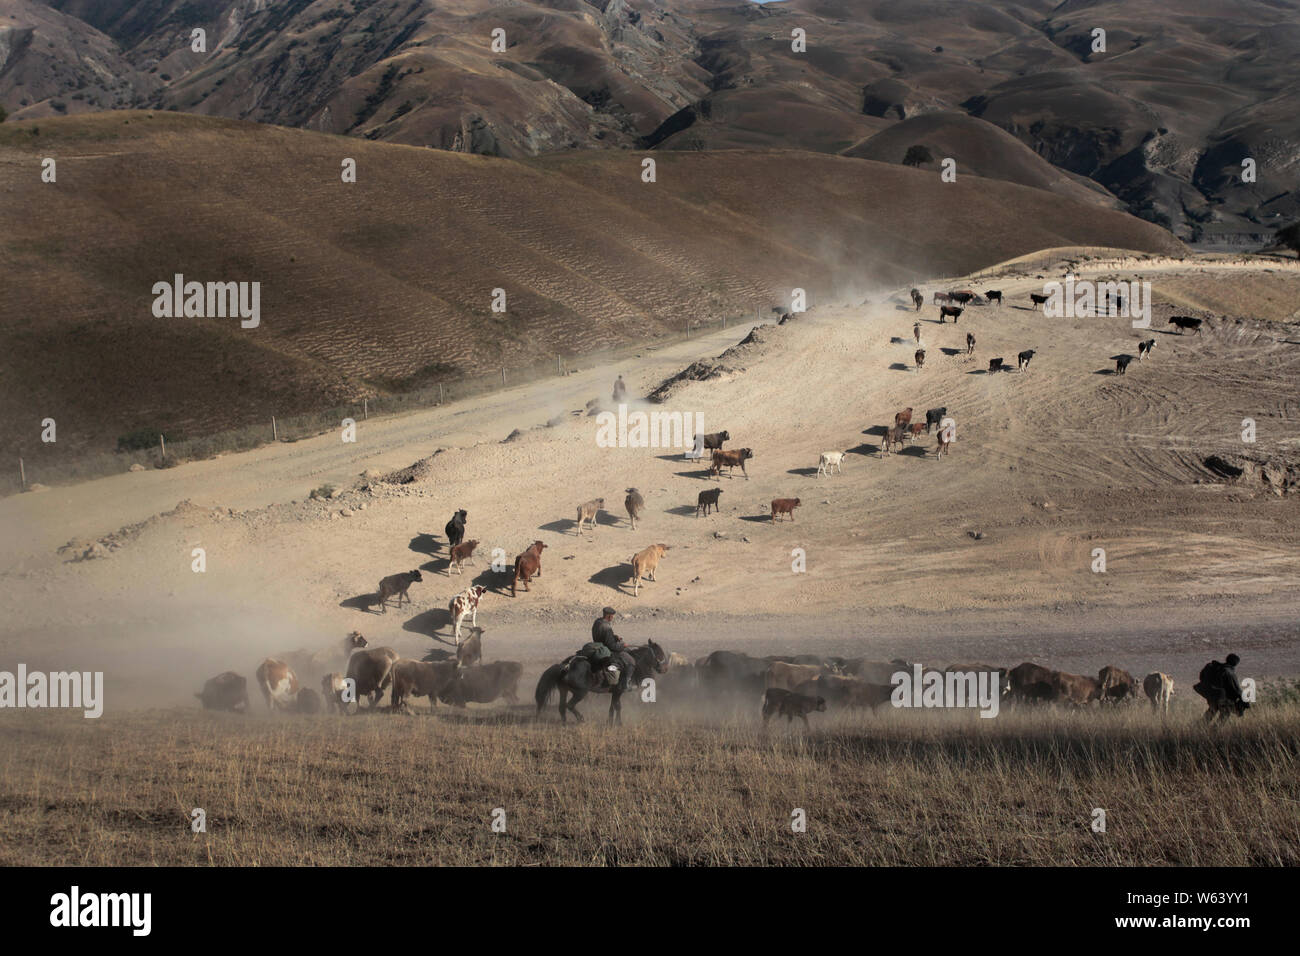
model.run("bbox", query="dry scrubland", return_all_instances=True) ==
[2,703,1298,866]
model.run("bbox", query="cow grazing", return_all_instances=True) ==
[966,332,976,355]
[629,543,669,596]
[448,539,478,575]
[710,447,753,479]
[697,487,723,517]
[939,306,962,323]
[321,672,347,713]
[346,646,400,708]
[894,407,914,426]
[915,348,927,369]
[770,497,801,521]
[445,509,467,549]
[933,292,952,305]
[1138,338,1156,359]
[1168,315,1203,334]
[440,661,524,708]
[575,497,605,536]
[376,570,422,613]
[817,451,845,476]
[761,688,827,727]
[255,659,300,712]
[881,424,908,457]
[795,675,893,711]
[390,659,459,711]
[765,661,822,691]
[449,584,487,643]
[1115,354,1133,374]
[196,671,249,713]
[1098,665,1139,703]
[924,407,948,433]
[1030,292,1049,310]
[511,541,546,596]
[1143,672,1174,714]
[985,290,1002,305]
[700,430,730,451]
[988,357,1004,373]
[911,288,924,310]
[625,488,645,530]
[1017,349,1035,371]
[950,290,976,305]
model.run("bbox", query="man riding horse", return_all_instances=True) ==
[592,606,636,692]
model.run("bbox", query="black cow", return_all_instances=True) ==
[925,407,948,433]
[1168,315,1203,334]
[966,332,976,355]
[950,291,976,305]
[1030,293,1049,310]
[696,487,723,517]
[1138,339,1156,359]
[698,651,768,696]
[1115,354,1133,374]
[1017,349,1035,371]
[445,509,467,549]
[989,357,1004,372]
[939,306,963,323]
[985,290,1002,305]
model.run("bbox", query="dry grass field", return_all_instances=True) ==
[3,699,1297,866]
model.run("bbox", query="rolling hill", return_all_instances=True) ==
[0,110,1183,459]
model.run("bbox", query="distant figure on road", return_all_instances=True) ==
[612,375,626,403]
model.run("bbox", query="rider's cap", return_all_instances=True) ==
[1226,653,1240,666]
[602,606,617,616]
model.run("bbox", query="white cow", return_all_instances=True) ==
[817,451,845,476]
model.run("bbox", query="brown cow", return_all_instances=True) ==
[915,347,927,369]
[448,539,478,575]
[907,422,926,442]
[625,488,645,531]
[346,646,400,709]
[796,675,893,711]
[439,661,524,707]
[1098,665,1139,703]
[765,660,822,691]
[390,659,459,711]
[966,332,975,355]
[575,497,605,536]
[761,688,826,727]
[511,541,546,596]
[629,543,669,596]
[1055,671,1102,706]
[770,497,801,521]
[881,424,908,457]
[710,447,753,479]
[911,289,924,310]
[894,407,914,427]
[697,487,723,516]
[255,659,300,712]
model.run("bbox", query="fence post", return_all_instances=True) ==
[501,367,506,388]
[557,355,561,376]
[363,398,368,420]
[160,434,166,461]
[272,416,277,441]
[439,383,444,404]
[19,457,25,491]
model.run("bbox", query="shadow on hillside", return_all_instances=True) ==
[738,514,771,523]
[402,608,452,638]
[409,533,440,555]
[787,467,818,476]
[677,468,716,481]
[420,647,456,662]
[341,593,381,613]
[940,347,963,356]
[848,442,878,457]
[1094,368,1117,375]
[666,505,699,517]
[889,363,911,371]
[539,519,576,534]
[862,425,889,436]
[589,563,630,592]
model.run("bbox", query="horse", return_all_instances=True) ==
[534,640,667,725]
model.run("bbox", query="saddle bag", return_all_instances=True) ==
[580,642,612,663]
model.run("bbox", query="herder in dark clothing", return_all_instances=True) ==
[1193,653,1249,723]
[593,606,635,692]
[612,375,627,403]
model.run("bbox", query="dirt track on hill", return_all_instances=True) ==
[2,254,1298,707]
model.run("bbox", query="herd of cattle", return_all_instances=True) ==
[196,629,1183,726]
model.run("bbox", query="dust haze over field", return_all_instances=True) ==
[2,0,1300,874]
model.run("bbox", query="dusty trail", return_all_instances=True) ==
[2,253,1298,710]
